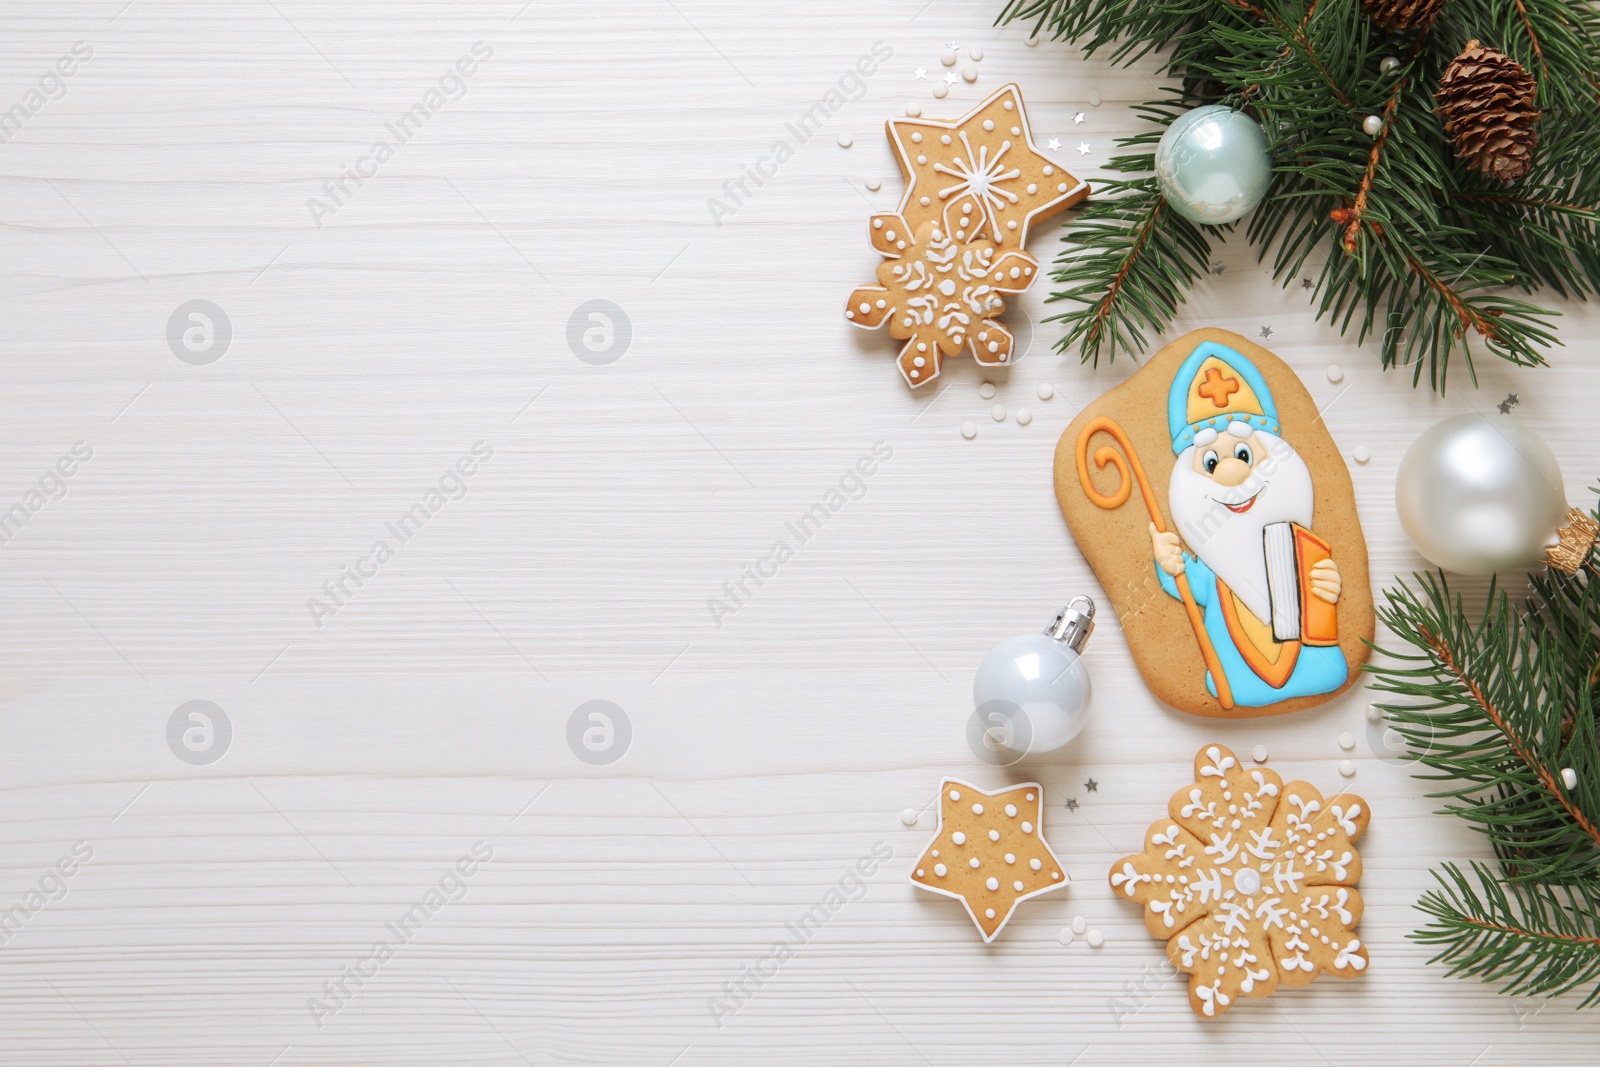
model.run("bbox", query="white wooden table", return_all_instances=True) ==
[2,1,1594,1063]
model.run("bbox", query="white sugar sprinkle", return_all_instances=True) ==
[837,134,853,148]
[1037,382,1054,400]
[991,404,1006,422]
[1252,744,1268,763]
[1017,408,1032,425]
[1058,928,1075,945]
[1071,916,1087,934]
[1338,759,1357,777]
[1338,731,1355,751]
[1353,446,1371,464]
[905,104,922,117]
[900,808,918,825]
[961,421,976,439]
[979,382,996,398]
[1086,929,1105,948]
[1327,364,1343,383]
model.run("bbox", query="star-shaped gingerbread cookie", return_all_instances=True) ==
[887,84,1088,252]
[910,779,1069,941]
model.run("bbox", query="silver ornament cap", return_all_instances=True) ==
[1154,105,1272,225]
[1396,413,1568,575]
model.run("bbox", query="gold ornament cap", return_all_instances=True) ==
[1544,508,1599,576]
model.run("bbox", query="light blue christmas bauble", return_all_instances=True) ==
[1154,105,1272,225]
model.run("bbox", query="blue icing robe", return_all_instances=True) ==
[1155,554,1348,707]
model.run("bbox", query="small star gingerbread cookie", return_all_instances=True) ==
[886,84,1088,251]
[910,779,1069,941]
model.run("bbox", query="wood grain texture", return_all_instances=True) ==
[0,1,1595,1063]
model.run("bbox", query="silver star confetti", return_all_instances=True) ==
[1073,112,1086,124]
[1260,325,1274,339]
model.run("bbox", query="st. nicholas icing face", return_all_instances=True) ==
[1169,421,1314,622]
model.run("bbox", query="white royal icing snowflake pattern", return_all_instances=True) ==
[1108,744,1371,1017]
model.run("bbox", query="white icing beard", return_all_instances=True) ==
[1168,433,1315,623]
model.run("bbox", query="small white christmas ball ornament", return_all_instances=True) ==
[1154,105,1272,225]
[1396,413,1567,574]
[1362,114,1384,137]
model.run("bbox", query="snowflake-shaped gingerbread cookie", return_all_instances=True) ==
[845,214,1038,388]
[1109,744,1370,1018]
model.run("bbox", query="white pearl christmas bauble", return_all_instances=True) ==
[1154,105,1272,225]
[972,634,1091,753]
[1396,413,1567,575]
[1362,114,1384,136]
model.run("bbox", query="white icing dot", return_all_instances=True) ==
[949,789,961,801]
[1021,821,1032,833]
[1043,165,1054,176]
[1026,793,1034,801]
[952,831,966,845]
[1037,383,1054,400]
[1051,871,1060,879]
[917,155,927,165]
[875,299,887,309]
[1029,858,1042,871]
[858,302,870,314]
[837,134,853,148]
[1004,804,1017,817]
[969,857,981,868]
[979,382,996,398]
[986,877,1000,891]
[988,829,1000,841]
[961,421,976,439]
[1087,930,1104,947]
[1231,819,1241,829]
[1011,126,1021,135]
[1234,868,1262,895]
[845,310,855,320]
[931,849,938,857]
[934,863,947,876]
[1017,407,1032,425]
[1339,731,1356,751]
[1354,446,1371,464]
[1026,183,1038,195]
[972,803,984,814]
[988,341,1000,356]
[1058,182,1068,192]
[1338,759,1357,777]
[1327,363,1344,383]
[1013,880,1024,891]
[985,908,996,919]
[916,869,923,877]
[916,342,927,352]
[912,356,925,368]
[1009,266,1022,279]
[900,808,918,825]
[901,316,913,327]
[1005,853,1015,864]
[872,218,883,229]
[941,134,952,145]
[884,230,896,241]
[982,119,995,131]
[1007,219,1017,230]
[911,132,923,143]
[1252,744,1268,763]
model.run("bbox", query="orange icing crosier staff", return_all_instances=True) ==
[1075,416,1236,710]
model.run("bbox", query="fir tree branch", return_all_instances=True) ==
[1415,863,1600,1005]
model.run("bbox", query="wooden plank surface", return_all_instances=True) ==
[0,1,1594,1063]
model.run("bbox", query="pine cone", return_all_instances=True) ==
[1436,41,1541,183]
[1360,0,1445,34]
